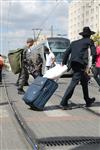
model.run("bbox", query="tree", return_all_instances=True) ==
[91,32,100,46]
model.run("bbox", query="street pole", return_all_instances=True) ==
[32,28,42,41]
[51,25,53,37]
[32,29,36,40]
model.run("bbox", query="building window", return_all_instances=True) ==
[91,17,93,21]
[91,8,94,13]
[86,11,89,15]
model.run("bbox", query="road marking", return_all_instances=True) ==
[45,101,71,117]
[89,107,100,113]
[45,109,71,117]
[0,107,9,118]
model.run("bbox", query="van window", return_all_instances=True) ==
[47,37,70,63]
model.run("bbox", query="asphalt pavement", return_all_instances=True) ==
[0,70,100,150]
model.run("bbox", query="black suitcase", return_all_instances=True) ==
[23,76,58,110]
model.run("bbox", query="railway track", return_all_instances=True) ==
[55,93,100,117]
[3,79,44,150]
[57,78,100,117]
[1,73,100,150]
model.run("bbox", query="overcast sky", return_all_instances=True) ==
[0,0,70,55]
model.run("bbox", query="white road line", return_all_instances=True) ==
[0,107,9,118]
[45,101,71,117]
[89,107,100,113]
[44,109,71,117]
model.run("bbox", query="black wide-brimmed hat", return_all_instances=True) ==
[79,27,95,36]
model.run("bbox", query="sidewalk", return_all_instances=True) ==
[1,71,100,150]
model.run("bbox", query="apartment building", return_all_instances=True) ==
[68,0,100,41]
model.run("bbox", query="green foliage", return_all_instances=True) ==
[91,32,100,46]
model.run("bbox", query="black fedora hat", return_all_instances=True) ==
[79,27,95,36]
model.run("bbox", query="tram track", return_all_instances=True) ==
[2,74,100,150]
[3,79,44,150]
[56,78,100,117]
[55,92,100,117]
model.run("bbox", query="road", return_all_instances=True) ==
[0,70,100,150]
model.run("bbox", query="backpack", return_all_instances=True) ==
[0,56,4,67]
[8,48,24,74]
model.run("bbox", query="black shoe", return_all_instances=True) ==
[86,97,95,107]
[18,89,25,95]
[15,83,19,86]
[24,83,29,86]
[60,104,69,110]
[30,105,43,111]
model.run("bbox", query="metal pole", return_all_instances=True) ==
[32,29,36,40]
[51,25,53,37]
[32,28,42,41]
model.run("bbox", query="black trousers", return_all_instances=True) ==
[93,67,100,86]
[16,70,29,84]
[18,66,29,90]
[0,69,2,82]
[17,63,41,90]
[60,62,90,106]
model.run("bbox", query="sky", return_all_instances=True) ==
[0,0,70,56]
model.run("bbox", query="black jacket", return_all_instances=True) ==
[62,38,96,67]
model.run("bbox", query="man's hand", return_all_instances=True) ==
[85,67,91,75]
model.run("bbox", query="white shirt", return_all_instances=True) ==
[88,48,92,68]
[27,48,31,53]
[26,48,32,61]
[45,52,55,67]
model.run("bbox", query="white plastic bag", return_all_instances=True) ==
[43,64,67,79]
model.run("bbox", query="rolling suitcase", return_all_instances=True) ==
[23,76,58,110]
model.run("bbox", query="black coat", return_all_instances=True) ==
[62,38,96,67]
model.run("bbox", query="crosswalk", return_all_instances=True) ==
[0,107,9,118]
[45,109,71,117]
[44,101,71,117]
[89,107,100,113]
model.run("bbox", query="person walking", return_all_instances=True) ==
[17,38,34,94]
[0,54,4,84]
[60,27,96,109]
[44,46,56,71]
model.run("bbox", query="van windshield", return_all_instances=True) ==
[47,37,70,63]
[48,41,68,49]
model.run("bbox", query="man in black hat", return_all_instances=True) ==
[60,27,96,108]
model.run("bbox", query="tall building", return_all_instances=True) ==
[68,0,100,41]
